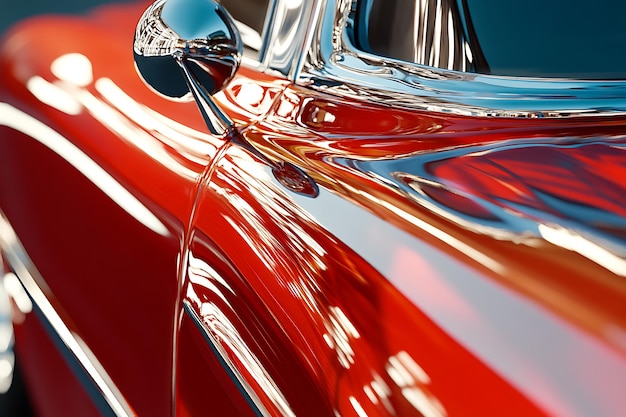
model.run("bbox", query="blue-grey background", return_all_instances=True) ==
[1,0,136,36]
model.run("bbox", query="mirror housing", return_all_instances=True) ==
[133,0,242,134]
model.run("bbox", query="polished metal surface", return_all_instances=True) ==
[134,0,242,134]
[298,0,626,117]
[0,210,133,417]
[263,0,323,78]
[357,0,474,72]
[174,54,233,135]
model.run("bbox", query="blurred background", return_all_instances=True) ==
[1,0,135,36]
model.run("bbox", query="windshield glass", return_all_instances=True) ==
[356,0,626,79]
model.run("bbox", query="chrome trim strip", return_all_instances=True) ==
[298,0,626,118]
[182,301,267,417]
[264,0,323,78]
[257,0,278,67]
[291,0,325,81]
[0,211,134,417]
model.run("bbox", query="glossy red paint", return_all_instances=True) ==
[1,2,626,417]
[186,140,547,415]
[175,313,259,417]
[184,90,626,415]
[0,2,215,415]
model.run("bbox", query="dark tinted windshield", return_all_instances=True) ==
[356,0,626,79]
[219,0,269,57]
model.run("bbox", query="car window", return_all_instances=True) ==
[355,0,626,80]
[219,0,270,59]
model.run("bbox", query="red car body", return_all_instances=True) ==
[1,1,626,416]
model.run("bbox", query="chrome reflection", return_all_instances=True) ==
[358,0,474,72]
[0,103,170,237]
[133,0,242,135]
[236,19,263,52]
[264,0,320,77]
[0,212,134,417]
[299,0,626,117]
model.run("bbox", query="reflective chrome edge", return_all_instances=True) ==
[256,0,278,67]
[298,0,626,118]
[263,0,324,78]
[0,210,134,417]
[188,0,309,80]
[182,301,267,417]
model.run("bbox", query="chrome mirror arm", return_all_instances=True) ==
[173,52,232,136]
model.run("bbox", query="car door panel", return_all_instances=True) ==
[0,3,232,415]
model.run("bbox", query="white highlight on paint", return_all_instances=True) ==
[0,103,169,236]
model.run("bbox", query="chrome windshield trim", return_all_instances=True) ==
[0,211,134,417]
[298,0,626,118]
[263,0,323,78]
[256,0,277,67]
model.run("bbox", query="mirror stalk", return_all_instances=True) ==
[174,52,232,136]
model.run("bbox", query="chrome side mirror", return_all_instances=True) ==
[133,0,242,135]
